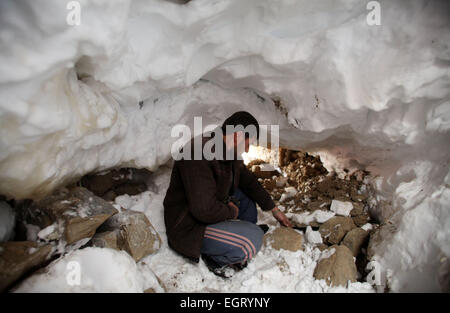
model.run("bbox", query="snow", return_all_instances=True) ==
[0,0,448,292]
[14,247,145,293]
[37,224,56,241]
[256,163,276,172]
[305,226,323,245]
[25,224,41,242]
[114,191,153,213]
[330,200,353,217]
[287,210,335,226]
[279,186,297,202]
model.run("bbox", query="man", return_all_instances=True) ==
[163,111,292,277]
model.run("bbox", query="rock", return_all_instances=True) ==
[367,223,395,259]
[351,193,367,202]
[0,201,15,242]
[316,244,329,251]
[113,183,148,197]
[80,168,152,199]
[307,200,330,211]
[349,202,371,226]
[350,202,364,216]
[262,179,277,191]
[275,176,288,187]
[80,169,130,196]
[17,187,118,245]
[264,227,303,252]
[252,165,278,179]
[92,210,161,262]
[313,245,357,287]
[0,241,52,292]
[350,170,369,182]
[341,228,369,257]
[352,212,371,227]
[279,148,296,167]
[90,231,119,250]
[246,159,266,168]
[102,190,118,202]
[319,216,356,245]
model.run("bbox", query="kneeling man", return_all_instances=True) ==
[163,111,291,277]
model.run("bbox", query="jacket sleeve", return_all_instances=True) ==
[238,162,276,211]
[177,159,236,224]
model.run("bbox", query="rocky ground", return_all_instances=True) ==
[0,150,382,292]
[247,149,380,286]
[0,168,161,292]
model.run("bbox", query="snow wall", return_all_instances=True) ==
[0,0,449,292]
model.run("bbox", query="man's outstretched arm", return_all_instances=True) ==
[238,162,292,227]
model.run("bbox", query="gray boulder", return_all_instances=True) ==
[264,227,303,252]
[80,168,152,199]
[92,210,161,262]
[0,241,52,292]
[350,202,370,226]
[319,216,356,245]
[341,228,369,257]
[367,223,395,259]
[17,187,118,245]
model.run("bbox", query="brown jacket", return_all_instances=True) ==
[163,134,275,262]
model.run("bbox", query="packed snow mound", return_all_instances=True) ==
[0,0,449,292]
[13,247,145,293]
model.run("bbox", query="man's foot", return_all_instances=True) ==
[201,254,250,278]
[229,260,248,271]
[201,254,235,278]
[258,224,269,234]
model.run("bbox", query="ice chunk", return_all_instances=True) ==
[361,223,373,232]
[37,224,57,240]
[305,226,323,244]
[289,210,335,225]
[330,200,353,217]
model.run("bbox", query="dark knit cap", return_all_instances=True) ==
[221,111,260,140]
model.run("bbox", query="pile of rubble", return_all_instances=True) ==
[248,149,380,287]
[0,168,161,293]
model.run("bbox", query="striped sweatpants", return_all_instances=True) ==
[200,188,264,266]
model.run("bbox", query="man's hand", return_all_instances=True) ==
[272,207,293,227]
[228,201,239,219]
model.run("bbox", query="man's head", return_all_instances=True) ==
[221,111,259,157]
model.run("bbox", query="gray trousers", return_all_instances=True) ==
[200,188,264,266]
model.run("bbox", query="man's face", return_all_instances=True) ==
[235,132,256,155]
[224,131,256,160]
